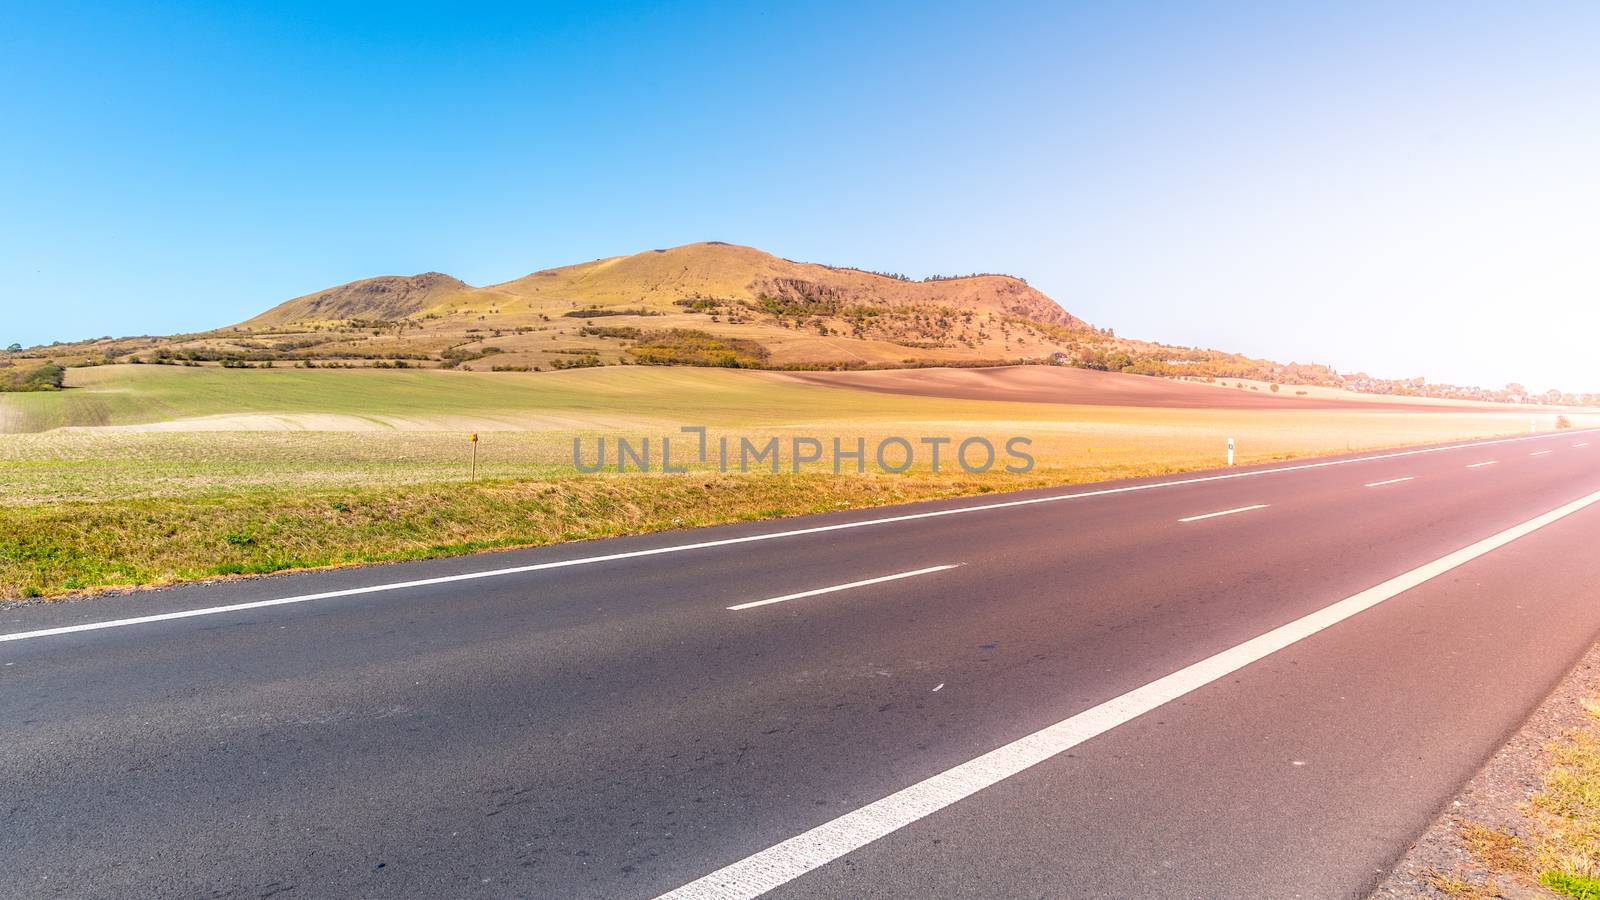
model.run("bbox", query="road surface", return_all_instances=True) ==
[4,429,1599,899]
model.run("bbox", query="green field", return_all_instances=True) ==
[0,364,898,432]
[2,365,1585,599]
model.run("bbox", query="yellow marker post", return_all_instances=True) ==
[470,433,479,480]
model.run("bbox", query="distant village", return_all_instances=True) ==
[1333,374,1597,407]
[1208,359,1596,407]
[1251,362,1597,407]
[1044,349,1599,408]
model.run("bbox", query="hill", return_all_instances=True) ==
[489,241,1083,329]
[2,241,1301,381]
[243,272,474,326]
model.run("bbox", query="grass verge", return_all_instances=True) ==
[1436,697,1600,898]
[1,471,1027,598]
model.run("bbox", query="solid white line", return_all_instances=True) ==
[1177,504,1267,523]
[4,428,1595,644]
[1466,460,1498,468]
[1530,450,1554,456]
[1365,477,1414,487]
[654,487,1600,900]
[727,565,959,611]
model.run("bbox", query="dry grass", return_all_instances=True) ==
[0,419,1489,505]
[1460,820,1533,874]
[1425,867,1502,899]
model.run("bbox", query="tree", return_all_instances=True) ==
[5,343,19,353]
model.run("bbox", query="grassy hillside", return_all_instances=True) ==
[487,241,1081,327]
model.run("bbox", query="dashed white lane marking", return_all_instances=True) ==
[1178,504,1268,523]
[1530,450,1554,456]
[1576,442,1591,448]
[654,487,1600,900]
[1467,461,1498,468]
[727,565,960,611]
[1365,477,1414,488]
[4,428,1594,644]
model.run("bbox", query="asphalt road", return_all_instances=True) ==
[3,429,1599,899]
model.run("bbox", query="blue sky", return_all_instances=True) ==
[4,1,1597,390]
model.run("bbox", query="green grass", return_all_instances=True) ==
[3,365,1588,599]
[0,472,990,594]
[1546,871,1600,899]
[0,364,966,432]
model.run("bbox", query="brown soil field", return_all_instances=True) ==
[775,365,1472,411]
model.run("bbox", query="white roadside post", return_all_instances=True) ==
[1228,437,1235,467]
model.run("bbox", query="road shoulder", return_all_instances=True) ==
[1374,640,1600,898]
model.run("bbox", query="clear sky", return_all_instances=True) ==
[4,1,1597,390]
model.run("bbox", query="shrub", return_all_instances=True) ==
[551,355,604,370]
[1557,415,1573,429]
[628,329,770,368]
[439,346,504,368]
[0,361,66,392]
[673,297,726,312]
[562,307,660,318]
[580,325,642,339]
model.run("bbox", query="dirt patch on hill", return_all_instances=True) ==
[777,366,1471,411]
